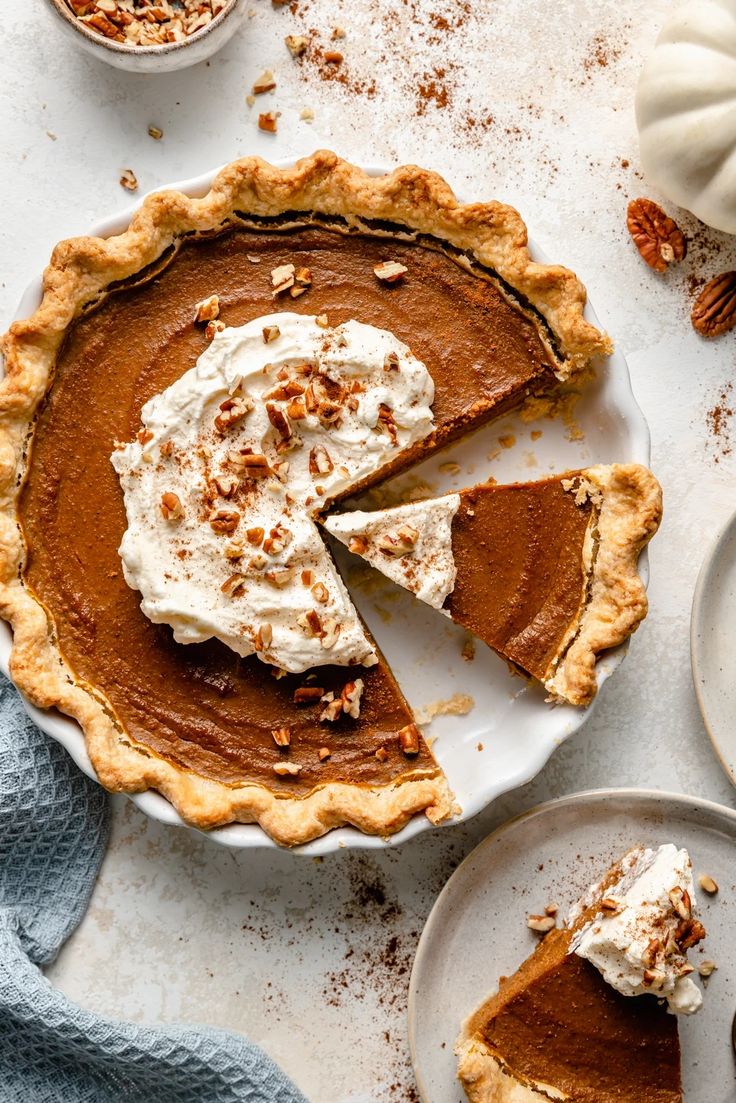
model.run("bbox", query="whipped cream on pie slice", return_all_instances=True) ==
[111,312,435,673]
[324,495,460,610]
[569,843,704,1014]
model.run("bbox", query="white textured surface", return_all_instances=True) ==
[2,1,736,1100]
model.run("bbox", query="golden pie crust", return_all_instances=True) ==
[0,152,613,845]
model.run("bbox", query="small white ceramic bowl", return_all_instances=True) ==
[45,0,245,72]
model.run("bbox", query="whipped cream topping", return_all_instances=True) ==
[324,495,460,610]
[569,844,705,1015]
[111,312,435,674]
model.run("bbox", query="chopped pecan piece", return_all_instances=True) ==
[377,524,418,557]
[254,622,273,651]
[272,726,291,747]
[263,324,281,344]
[263,523,291,555]
[318,746,331,761]
[374,260,408,283]
[285,33,308,56]
[384,351,400,371]
[194,294,220,323]
[294,685,325,704]
[698,873,719,895]
[119,168,138,191]
[258,111,279,133]
[320,693,343,722]
[309,445,334,476]
[213,473,239,498]
[377,403,398,443]
[324,49,343,64]
[214,393,253,433]
[266,568,294,587]
[311,582,329,604]
[266,402,293,444]
[252,70,276,94]
[297,609,323,637]
[246,527,265,546]
[320,618,341,649]
[209,509,240,534]
[273,762,301,777]
[348,535,368,555]
[375,746,389,762]
[221,572,245,596]
[205,319,226,340]
[160,492,184,520]
[527,915,556,933]
[341,678,363,719]
[398,722,420,755]
[271,263,295,294]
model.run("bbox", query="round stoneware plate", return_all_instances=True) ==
[691,508,736,789]
[408,788,736,1103]
[0,159,651,854]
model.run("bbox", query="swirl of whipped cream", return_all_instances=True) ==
[569,844,705,1015]
[111,312,435,673]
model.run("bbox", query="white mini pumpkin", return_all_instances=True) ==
[636,0,736,234]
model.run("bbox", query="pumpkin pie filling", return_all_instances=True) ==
[18,223,567,793]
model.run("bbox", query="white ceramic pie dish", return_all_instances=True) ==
[0,158,652,854]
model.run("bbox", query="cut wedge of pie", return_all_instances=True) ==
[0,151,642,845]
[325,465,662,706]
[456,845,706,1103]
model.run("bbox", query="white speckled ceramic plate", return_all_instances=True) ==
[691,509,736,790]
[0,159,651,854]
[408,789,736,1103]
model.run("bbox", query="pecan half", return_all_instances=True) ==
[691,271,736,337]
[626,198,686,273]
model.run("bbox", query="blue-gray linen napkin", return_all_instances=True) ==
[0,674,308,1102]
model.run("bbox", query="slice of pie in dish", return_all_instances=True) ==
[0,152,616,845]
[324,465,662,706]
[456,844,706,1103]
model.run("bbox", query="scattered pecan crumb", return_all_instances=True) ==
[253,70,276,94]
[258,111,280,133]
[300,107,315,122]
[148,125,163,140]
[119,168,138,192]
[698,873,719,895]
[285,33,308,56]
[527,914,556,933]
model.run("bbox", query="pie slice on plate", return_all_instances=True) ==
[325,465,662,706]
[456,844,706,1103]
[0,152,628,845]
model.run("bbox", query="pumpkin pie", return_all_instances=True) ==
[325,465,662,706]
[0,152,616,845]
[456,844,706,1103]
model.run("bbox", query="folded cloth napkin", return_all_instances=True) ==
[0,674,308,1103]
